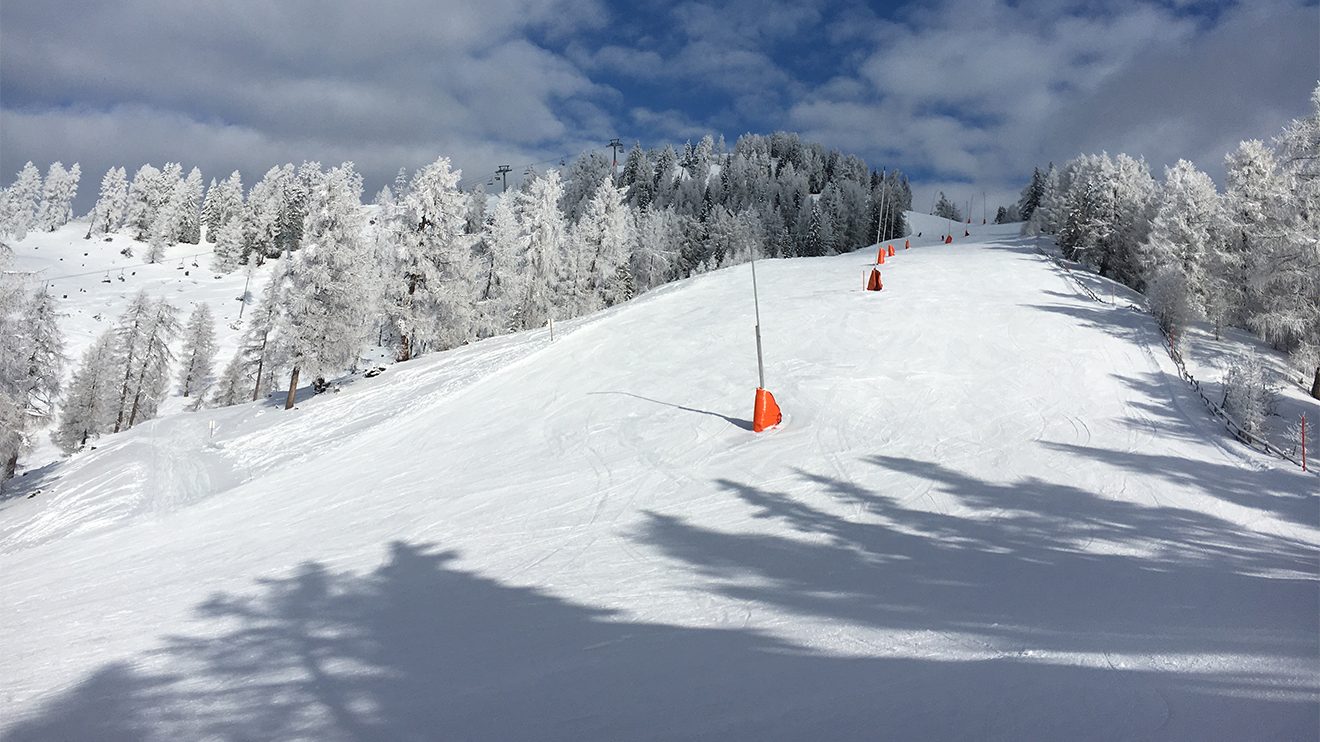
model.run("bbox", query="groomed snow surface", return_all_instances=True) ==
[2,215,1316,741]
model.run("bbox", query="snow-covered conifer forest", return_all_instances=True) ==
[0,131,913,472]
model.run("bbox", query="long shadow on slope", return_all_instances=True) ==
[1041,441,1318,528]
[7,539,1316,742]
[588,391,754,431]
[636,458,1317,664]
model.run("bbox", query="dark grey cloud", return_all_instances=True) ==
[1,0,614,203]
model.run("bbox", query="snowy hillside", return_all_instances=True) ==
[1,216,1316,740]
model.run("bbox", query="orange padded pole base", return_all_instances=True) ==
[866,268,883,291]
[753,388,782,432]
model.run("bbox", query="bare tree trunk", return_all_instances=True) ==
[251,333,269,402]
[285,366,300,410]
[397,334,412,362]
[1310,365,1320,401]
[3,452,17,480]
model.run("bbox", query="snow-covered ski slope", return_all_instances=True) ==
[2,215,1316,741]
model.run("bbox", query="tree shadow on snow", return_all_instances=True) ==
[588,391,754,431]
[7,535,1316,742]
[7,446,1319,741]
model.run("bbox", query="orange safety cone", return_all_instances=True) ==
[753,387,782,432]
[904,239,910,249]
[866,268,883,291]
[887,244,895,257]
[877,249,886,265]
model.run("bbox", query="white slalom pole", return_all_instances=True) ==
[750,250,765,389]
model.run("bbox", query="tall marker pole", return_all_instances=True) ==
[751,253,765,390]
[749,245,781,432]
[875,168,889,246]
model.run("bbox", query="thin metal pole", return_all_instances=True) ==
[875,169,888,245]
[750,252,765,389]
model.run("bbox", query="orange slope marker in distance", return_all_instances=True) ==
[865,268,883,291]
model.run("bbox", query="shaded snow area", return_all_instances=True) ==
[2,216,1316,741]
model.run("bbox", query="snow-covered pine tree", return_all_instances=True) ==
[275,164,370,408]
[1222,351,1278,438]
[177,303,217,405]
[476,193,525,336]
[620,143,655,211]
[1139,160,1224,322]
[146,206,172,263]
[1,162,43,240]
[124,164,162,240]
[515,169,567,330]
[123,297,180,430]
[933,191,961,221]
[632,206,680,292]
[651,145,679,210]
[561,152,614,224]
[1017,166,1045,222]
[212,218,246,273]
[2,286,66,478]
[36,162,79,232]
[386,156,474,361]
[219,252,289,405]
[575,176,634,311]
[53,330,118,453]
[203,171,244,243]
[108,291,157,433]
[1026,164,1063,236]
[1261,84,1320,398]
[89,167,129,236]
[175,167,205,244]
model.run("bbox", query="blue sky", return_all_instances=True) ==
[2,0,1316,211]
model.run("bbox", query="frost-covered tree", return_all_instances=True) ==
[203,171,245,244]
[88,167,129,236]
[620,143,655,210]
[385,157,474,361]
[1,286,65,478]
[1026,164,1062,236]
[1017,166,1046,223]
[1258,84,1320,397]
[35,162,79,232]
[177,303,217,405]
[1139,160,1224,321]
[1222,351,1278,437]
[515,169,567,330]
[211,218,246,273]
[573,176,635,311]
[933,191,961,221]
[124,164,162,239]
[175,167,205,244]
[632,207,681,292]
[275,164,370,408]
[109,292,179,433]
[218,254,289,406]
[53,330,117,453]
[476,193,525,336]
[561,152,614,224]
[0,162,43,240]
